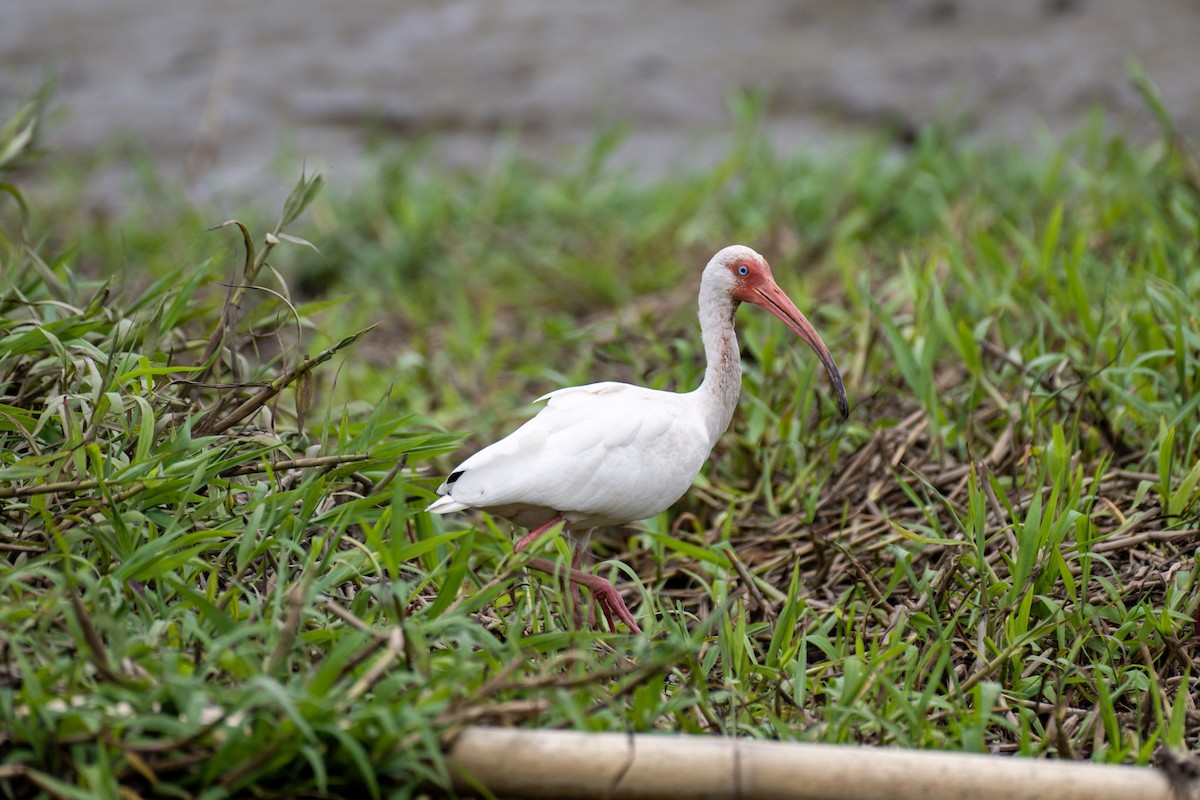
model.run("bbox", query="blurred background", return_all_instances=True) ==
[3,0,1199,205]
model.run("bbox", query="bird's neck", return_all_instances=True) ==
[695,285,742,444]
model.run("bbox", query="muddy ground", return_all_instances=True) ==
[3,0,1199,204]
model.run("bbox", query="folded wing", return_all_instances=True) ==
[427,382,712,527]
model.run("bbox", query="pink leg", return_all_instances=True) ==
[526,556,641,634]
[569,547,592,627]
[512,515,566,553]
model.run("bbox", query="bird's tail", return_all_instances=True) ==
[425,494,469,515]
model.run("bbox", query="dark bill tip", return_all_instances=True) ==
[820,352,850,420]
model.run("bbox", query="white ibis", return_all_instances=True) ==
[426,245,848,633]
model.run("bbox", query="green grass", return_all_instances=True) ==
[2,80,1199,798]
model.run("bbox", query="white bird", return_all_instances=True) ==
[427,245,848,633]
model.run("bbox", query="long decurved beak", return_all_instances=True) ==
[752,281,850,419]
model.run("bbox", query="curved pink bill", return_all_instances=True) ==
[751,281,849,419]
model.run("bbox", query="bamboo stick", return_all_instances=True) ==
[447,726,1176,800]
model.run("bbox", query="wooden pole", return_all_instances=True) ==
[447,726,1177,800]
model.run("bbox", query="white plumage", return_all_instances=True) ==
[427,245,848,633]
[426,381,713,529]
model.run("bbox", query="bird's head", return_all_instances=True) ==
[707,245,850,419]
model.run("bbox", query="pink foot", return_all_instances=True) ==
[525,556,642,634]
[586,577,642,634]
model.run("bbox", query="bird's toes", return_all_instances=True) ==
[595,585,641,634]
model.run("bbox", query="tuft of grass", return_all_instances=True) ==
[3,71,1200,796]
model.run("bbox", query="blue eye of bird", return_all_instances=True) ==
[738,265,749,275]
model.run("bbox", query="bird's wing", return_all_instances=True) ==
[534,381,630,408]
[428,382,710,524]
